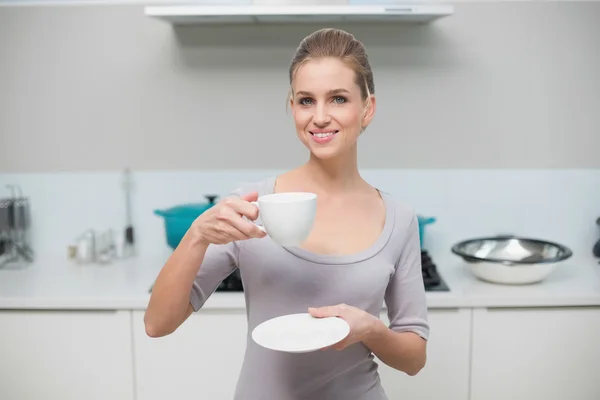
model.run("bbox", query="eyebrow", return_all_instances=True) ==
[295,88,350,97]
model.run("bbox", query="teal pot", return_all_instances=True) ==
[417,216,436,249]
[154,195,218,250]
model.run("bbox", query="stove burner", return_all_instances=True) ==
[421,250,450,292]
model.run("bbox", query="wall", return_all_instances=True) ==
[1,2,599,171]
[0,2,598,265]
[1,169,598,262]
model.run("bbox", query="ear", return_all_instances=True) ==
[288,92,296,116]
[361,95,376,130]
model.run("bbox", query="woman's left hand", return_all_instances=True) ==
[308,303,379,351]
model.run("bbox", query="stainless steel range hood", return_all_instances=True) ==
[144,3,454,25]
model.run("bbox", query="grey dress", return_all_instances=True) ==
[190,177,429,400]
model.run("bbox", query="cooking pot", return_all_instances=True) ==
[417,216,436,249]
[452,235,572,285]
[154,195,218,250]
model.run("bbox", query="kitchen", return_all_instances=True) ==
[1,0,600,399]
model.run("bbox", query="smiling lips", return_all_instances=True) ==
[310,130,339,144]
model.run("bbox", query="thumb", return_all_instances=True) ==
[240,191,259,203]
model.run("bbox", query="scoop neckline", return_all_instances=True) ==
[263,176,396,265]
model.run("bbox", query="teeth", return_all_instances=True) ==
[313,132,335,138]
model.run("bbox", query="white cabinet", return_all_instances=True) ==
[377,308,472,400]
[470,307,600,400]
[132,309,248,400]
[4,304,600,400]
[0,310,134,400]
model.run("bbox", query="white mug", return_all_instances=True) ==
[250,192,317,247]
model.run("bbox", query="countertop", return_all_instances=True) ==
[1,253,599,311]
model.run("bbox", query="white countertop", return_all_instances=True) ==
[1,253,599,311]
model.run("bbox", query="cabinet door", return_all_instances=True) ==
[132,309,248,400]
[377,308,471,400]
[0,310,134,400]
[471,307,600,400]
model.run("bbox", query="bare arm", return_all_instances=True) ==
[144,191,266,338]
[364,322,426,376]
[377,211,430,375]
[144,232,209,338]
[309,303,427,376]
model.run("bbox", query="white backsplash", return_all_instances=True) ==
[0,169,598,264]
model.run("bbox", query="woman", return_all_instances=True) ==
[145,28,429,400]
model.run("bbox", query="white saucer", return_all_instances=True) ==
[252,313,350,353]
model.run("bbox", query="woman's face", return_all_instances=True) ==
[290,57,375,160]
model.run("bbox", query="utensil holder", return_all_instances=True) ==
[0,184,34,269]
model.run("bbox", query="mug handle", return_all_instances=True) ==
[249,201,266,233]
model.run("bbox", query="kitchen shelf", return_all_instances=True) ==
[144,4,455,25]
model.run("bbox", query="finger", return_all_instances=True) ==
[211,218,249,241]
[223,198,259,220]
[308,305,341,318]
[333,339,348,351]
[227,214,266,239]
[239,191,259,203]
[216,221,251,242]
[321,337,348,351]
[217,209,265,239]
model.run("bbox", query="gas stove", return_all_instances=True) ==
[421,250,450,292]
[214,250,450,293]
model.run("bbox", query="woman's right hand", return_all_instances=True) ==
[190,191,267,246]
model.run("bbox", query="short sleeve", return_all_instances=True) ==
[189,241,240,312]
[189,186,247,312]
[384,212,430,340]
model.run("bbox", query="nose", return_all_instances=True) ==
[312,103,331,127]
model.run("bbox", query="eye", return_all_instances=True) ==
[332,96,347,104]
[299,97,314,106]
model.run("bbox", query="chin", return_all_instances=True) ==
[308,145,343,160]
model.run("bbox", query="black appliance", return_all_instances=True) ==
[421,250,450,291]
[215,250,450,292]
[217,269,244,292]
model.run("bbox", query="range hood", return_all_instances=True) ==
[144,4,454,25]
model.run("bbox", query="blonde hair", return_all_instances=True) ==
[288,28,375,111]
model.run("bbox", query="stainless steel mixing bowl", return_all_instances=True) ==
[451,235,573,284]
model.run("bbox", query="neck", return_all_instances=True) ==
[301,145,363,192]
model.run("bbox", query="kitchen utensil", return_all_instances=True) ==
[75,230,96,264]
[114,231,126,258]
[252,313,350,353]
[1,187,19,265]
[95,229,116,264]
[0,197,12,234]
[4,185,29,238]
[417,215,436,249]
[0,184,34,268]
[14,185,28,229]
[451,235,572,285]
[593,217,600,258]
[123,169,135,254]
[154,195,219,249]
[13,242,34,262]
[13,186,30,248]
[3,186,17,233]
[69,228,122,265]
